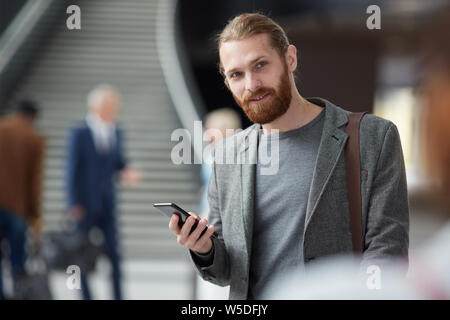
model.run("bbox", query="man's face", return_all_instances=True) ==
[220,33,292,124]
[97,93,120,123]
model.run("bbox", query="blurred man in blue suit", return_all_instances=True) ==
[66,84,140,300]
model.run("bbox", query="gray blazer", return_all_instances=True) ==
[190,97,410,300]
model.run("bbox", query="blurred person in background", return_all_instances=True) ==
[196,108,241,300]
[0,100,45,299]
[199,108,242,217]
[265,7,450,300]
[66,84,141,300]
[169,13,409,300]
[409,6,450,299]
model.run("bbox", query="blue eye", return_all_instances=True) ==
[256,61,267,68]
[230,72,241,79]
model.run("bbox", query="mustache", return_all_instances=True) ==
[243,87,276,105]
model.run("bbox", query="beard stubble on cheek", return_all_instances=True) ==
[233,66,292,124]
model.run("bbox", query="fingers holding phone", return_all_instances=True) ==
[193,222,215,254]
[169,213,214,254]
[157,203,214,254]
[168,213,182,234]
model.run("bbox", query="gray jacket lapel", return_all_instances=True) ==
[304,98,350,228]
[239,126,260,260]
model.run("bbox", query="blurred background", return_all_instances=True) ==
[0,0,449,299]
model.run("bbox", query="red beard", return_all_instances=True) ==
[233,65,292,124]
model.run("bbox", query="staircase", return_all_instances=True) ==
[8,0,202,262]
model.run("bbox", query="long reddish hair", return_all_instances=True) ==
[217,13,290,77]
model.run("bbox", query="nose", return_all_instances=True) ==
[245,72,262,93]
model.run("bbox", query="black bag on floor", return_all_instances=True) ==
[13,247,53,300]
[41,227,104,274]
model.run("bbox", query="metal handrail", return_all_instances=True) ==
[0,0,63,107]
[0,0,52,73]
[156,0,206,164]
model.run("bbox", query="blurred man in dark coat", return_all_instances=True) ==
[66,84,140,300]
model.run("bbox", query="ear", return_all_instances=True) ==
[285,44,297,72]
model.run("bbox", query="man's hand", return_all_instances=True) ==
[169,212,215,254]
[69,205,85,221]
[120,167,142,187]
[31,229,41,249]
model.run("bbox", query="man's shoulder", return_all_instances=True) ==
[68,120,89,134]
[0,117,8,129]
[359,113,396,142]
[321,98,399,151]
[323,97,394,136]
[30,130,45,145]
[355,113,403,163]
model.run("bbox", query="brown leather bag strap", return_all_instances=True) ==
[344,112,366,253]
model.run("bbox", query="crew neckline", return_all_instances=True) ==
[260,106,325,140]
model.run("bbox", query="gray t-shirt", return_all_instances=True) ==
[248,107,325,299]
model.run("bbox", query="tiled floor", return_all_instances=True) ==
[49,257,195,300]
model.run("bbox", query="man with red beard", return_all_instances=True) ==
[169,13,409,300]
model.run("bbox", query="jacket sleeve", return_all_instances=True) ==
[66,128,82,207]
[116,129,127,172]
[189,158,230,287]
[28,135,45,233]
[361,123,410,270]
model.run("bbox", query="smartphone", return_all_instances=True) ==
[153,202,208,237]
